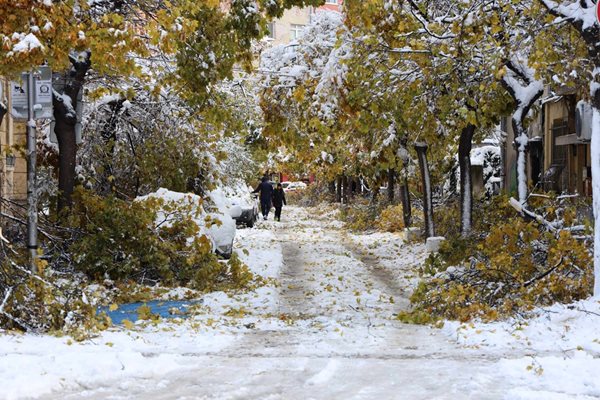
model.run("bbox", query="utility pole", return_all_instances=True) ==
[9,68,52,272]
[26,71,37,272]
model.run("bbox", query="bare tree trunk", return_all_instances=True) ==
[398,136,412,227]
[387,168,395,203]
[414,142,434,238]
[458,124,475,237]
[328,180,336,197]
[53,108,77,212]
[399,177,412,227]
[336,175,342,203]
[372,183,380,203]
[53,51,91,212]
[342,175,349,204]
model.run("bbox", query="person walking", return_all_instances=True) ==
[252,177,274,220]
[272,183,287,222]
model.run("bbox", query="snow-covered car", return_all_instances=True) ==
[209,184,259,228]
[137,188,237,259]
[229,191,259,228]
[205,188,245,258]
[281,181,307,191]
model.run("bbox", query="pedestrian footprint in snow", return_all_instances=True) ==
[252,176,274,220]
[273,183,287,222]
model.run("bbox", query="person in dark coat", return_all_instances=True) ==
[272,183,287,222]
[252,177,274,220]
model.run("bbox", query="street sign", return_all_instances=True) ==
[10,66,53,120]
[36,81,51,102]
[33,66,52,119]
[10,80,27,116]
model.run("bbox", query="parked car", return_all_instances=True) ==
[205,189,241,259]
[281,181,307,191]
[229,190,259,228]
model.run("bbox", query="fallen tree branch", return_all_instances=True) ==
[509,197,558,233]
[0,212,60,242]
[523,257,563,287]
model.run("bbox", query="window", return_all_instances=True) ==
[325,0,338,3]
[266,22,275,39]
[290,24,306,40]
[551,118,568,166]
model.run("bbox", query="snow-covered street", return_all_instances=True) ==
[1,206,599,399]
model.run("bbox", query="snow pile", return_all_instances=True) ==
[443,298,600,398]
[11,33,44,53]
[0,213,283,400]
[0,332,217,400]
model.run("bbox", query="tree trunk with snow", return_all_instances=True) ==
[513,125,530,204]
[414,142,435,238]
[501,59,544,206]
[458,124,475,237]
[53,51,91,212]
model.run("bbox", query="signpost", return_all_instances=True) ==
[10,67,53,272]
[11,67,53,120]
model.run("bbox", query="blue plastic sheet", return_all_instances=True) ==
[97,299,203,325]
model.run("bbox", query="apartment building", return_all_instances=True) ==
[0,79,27,207]
[265,0,343,45]
[502,86,592,197]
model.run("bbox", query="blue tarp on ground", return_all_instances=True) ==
[97,299,203,325]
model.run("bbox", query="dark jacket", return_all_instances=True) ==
[253,181,274,202]
[272,188,286,208]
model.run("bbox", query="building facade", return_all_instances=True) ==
[0,79,27,207]
[502,85,592,197]
[265,0,343,45]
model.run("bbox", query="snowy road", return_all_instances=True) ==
[43,207,518,400]
[5,206,595,400]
